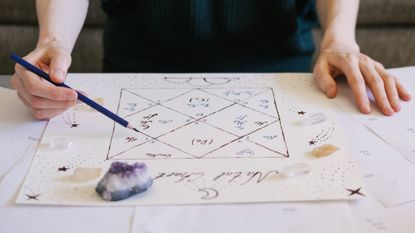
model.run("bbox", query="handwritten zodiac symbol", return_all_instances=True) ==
[125,137,138,143]
[192,138,214,145]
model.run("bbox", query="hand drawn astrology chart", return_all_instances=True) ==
[107,87,288,161]
[16,74,364,206]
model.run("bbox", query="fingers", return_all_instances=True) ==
[372,64,401,112]
[48,49,72,83]
[12,45,77,120]
[12,73,77,109]
[17,93,69,120]
[394,77,412,101]
[374,64,412,102]
[314,58,337,98]
[341,59,371,114]
[15,64,77,101]
[322,49,411,115]
[359,60,394,115]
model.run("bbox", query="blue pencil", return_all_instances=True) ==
[10,53,139,132]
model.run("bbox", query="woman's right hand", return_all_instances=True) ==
[10,40,78,120]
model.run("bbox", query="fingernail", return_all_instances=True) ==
[362,103,371,114]
[326,86,335,98]
[393,103,401,112]
[404,93,412,101]
[66,91,77,100]
[382,104,394,115]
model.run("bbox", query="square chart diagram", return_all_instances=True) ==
[106,88,289,160]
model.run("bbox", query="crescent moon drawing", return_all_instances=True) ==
[164,77,192,84]
[198,187,219,200]
[203,77,239,85]
[164,77,239,87]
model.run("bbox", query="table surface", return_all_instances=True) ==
[1,69,414,233]
[0,75,10,88]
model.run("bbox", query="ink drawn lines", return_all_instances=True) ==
[107,88,289,160]
[109,88,288,157]
[308,122,336,146]
[199,87,280,120]
[61,109,79,128]
[24,187,41,201]
[122,87,278,121]
[120,88,195,118]
[164,77,240,87]
[199,120,288,158]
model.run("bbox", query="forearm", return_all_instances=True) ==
[316,0,359,50]
[36,0,89,52]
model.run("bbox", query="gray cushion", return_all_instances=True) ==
[0,0,105,26]
[358,0,415,26]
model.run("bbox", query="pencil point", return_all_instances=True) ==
[133,128,139,133]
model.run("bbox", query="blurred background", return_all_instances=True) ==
[0,0,414,74]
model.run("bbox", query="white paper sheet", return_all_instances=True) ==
[15,73,364,206]
[333,67,415,166]
[0,87,46,181]
[350,196,415,233]
[337,113,415,207]
[132,202,357,233]
[332,68,415,207]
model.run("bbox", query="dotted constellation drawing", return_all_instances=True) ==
[106,87,289,160]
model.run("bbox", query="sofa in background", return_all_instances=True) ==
[1,0,414,74]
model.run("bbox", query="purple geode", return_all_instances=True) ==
[96,162,152,201]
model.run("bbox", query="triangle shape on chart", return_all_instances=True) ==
[202,88,267,103]
[242,88,279,119]
[245,121,289,157]
[125,88,193,103]
[162,89,234,120]
[107,124,150,159]
[205,138,287,159]
[124,104,191,138]
[117,89,156,117]
[110,139,194,160]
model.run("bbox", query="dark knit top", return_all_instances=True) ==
[101,0,318,72]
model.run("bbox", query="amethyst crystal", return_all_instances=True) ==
[96,162,152,201]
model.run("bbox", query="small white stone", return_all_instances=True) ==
[49,137,72,150]
[282,163,311,178]
[301,112,327,126]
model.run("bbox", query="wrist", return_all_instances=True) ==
[320,21,359,52]
[320,31,359,53]
[36,34,72,52]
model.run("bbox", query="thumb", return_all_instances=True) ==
[49,50,71,84]
[314,61,337,98]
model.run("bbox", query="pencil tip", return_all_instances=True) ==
[133,128,139,133]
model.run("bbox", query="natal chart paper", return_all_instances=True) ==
[16,73,364,206]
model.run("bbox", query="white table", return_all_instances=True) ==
[1,68,414,233]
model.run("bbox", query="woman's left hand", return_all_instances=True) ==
[313,41,411,116]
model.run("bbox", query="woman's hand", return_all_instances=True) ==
[10,40,78,120]
[314,41,411,115]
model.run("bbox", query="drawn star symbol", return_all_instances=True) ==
[308,140,316,145]
[70,123,79,128]
[346,187,365,197]
[58,166,69,172]
[26,193,40,200]
[297,111,306,115]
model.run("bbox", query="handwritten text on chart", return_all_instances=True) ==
[154,170,279,186]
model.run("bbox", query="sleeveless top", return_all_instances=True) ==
[101,0,318,72]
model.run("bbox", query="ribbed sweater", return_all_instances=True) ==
[101,0,318,72]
